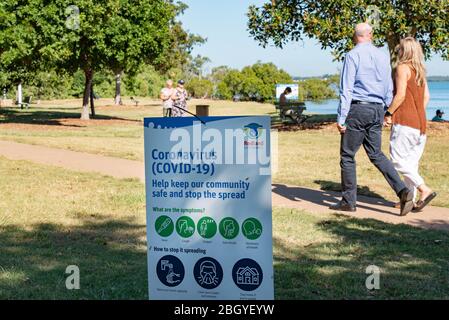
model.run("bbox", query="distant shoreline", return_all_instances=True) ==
[294,76,449,82]
[428,76,449,82]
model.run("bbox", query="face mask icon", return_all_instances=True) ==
[198,261,219,286]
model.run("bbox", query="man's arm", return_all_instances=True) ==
[338,54,357,125]
[385,62,394,107]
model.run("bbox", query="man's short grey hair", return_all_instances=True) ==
[355,23,373,37]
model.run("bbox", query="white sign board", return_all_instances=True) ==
[144,116,273,300]
[276,84,299,101]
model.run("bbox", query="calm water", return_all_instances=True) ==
[306,81,449,120]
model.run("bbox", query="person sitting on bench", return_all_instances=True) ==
[279,87,292,106]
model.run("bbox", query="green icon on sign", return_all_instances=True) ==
[219,217,239,240]
[176,216,195,238]
[242,218,262,240]
[155,215,174,237]
[197,217,217,239]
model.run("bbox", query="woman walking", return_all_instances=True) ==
[384,37,437,214]
[171,80,188,117]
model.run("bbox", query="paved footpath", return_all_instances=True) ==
[1,140,448,231]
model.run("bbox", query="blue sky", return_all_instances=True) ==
[180,0,449,77]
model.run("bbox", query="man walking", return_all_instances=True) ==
[331,23,414,216]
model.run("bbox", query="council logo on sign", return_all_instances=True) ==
[243,123,265,147]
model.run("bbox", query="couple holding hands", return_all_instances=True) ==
[333,23,436,216]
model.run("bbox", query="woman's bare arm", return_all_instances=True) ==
[387,64,410,114]
[423,80,430,109]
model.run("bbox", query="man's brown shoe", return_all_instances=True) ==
[329,202,356,212]
[399,188,414,216]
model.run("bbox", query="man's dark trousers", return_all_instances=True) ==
[340,103,406,207]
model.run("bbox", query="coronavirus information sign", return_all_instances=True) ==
[144,116,273,300]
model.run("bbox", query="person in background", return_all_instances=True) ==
[160,80,174,117]
[432,110,447,122]
[171,80,188,117]
[384,37,437,212]
[279,87,292,106]
[332,22,414,216]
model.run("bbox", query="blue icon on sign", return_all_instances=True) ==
[232,258,263,291]
[156,255,185,287]
[194,257,223,290]
[244,123,264,139]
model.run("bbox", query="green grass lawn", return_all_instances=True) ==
[1,157,449,299]
[1,100,448,207]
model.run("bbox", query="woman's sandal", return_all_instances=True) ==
[412,192,437,213]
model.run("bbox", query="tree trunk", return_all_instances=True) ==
[114,70,123,105]
[81,68,93,120]
[386,32,401,68]
[17,82,23,106]
[90,82,95,117]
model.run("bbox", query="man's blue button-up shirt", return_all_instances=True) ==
[338,42,393,125]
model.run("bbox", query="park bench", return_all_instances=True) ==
[274,101,310,124]
[18,96,32,109]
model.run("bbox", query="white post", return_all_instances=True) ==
[17,82,23,105]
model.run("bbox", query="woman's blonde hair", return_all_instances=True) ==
[396,37,427,86]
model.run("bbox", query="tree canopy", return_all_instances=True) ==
[214,62,293,101]
[247,0,449,61]
[0,0,194,119]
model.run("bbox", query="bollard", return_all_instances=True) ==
[196,105,210,117]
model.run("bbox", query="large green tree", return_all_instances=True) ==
[247,0,449,62]
[107,1,203,106]
[216,62,293,101]
[153,2,206,75]
[0,0,45,103]
[105,1,173,105]
[1,0,176,119]
[60,0,175,118]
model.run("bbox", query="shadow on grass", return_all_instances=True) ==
[272,183,394,212]
[274,214,449,299]
[313,179,386,199]
[2,210,449,299]
[0,108,140,127]
[0,215,148,299]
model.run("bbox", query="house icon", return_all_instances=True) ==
[236,266,259,285]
